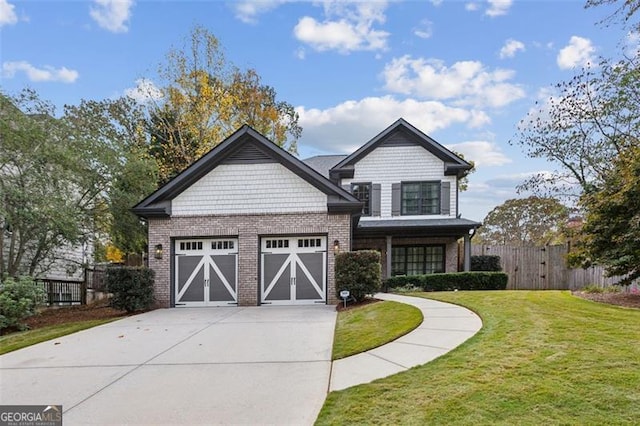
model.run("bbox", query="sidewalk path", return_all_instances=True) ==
[329,293,482,391]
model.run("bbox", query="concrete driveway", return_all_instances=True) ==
[0,306,337,425]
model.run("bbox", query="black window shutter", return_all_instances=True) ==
[371,184,381,216]
[440,181,451,215]
[392,183,401,216]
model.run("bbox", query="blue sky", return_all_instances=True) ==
[0,0,635,221]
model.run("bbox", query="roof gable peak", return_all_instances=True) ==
[330,118,472,179]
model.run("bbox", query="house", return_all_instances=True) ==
[133,118,480,307]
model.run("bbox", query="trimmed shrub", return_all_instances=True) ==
[0,276,45,332]
[471,255,502,271]
[105,267,155,313]
[335,250,381,301]
[385,272,508,292]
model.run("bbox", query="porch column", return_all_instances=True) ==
[464,233,471,272]
[386,235,392,278]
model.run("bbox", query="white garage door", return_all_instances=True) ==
[174,238,238,307]
[260,236,326,305]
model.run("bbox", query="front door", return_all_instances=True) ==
[174,238,238,307]
[260,236,326,305]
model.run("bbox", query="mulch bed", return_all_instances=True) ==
[572,291,640,309]
[336,297,381,312]
[24,298,128,330]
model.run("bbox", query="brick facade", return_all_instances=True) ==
[148,212,351,307]
[353,236,459,278]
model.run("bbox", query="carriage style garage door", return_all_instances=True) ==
[174,238,238,307]
[260,236,327,305]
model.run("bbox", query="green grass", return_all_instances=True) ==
[318,291,640,425]
[332,300,423,360]
[0,319,120,355]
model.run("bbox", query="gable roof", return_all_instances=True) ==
[330,118,472,181]
[133,125,362,218]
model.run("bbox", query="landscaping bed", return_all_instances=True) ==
[24,298,127,330]
[573,290,640,309]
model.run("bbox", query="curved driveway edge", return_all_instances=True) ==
[329,293,482,392]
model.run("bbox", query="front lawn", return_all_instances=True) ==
[332,300,423,360]
[0,319,120,355]
[318,291,640,425]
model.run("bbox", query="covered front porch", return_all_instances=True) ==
[352,218,481,278]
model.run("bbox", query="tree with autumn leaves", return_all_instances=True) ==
[146,26,301,184]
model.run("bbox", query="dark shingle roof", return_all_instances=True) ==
[303,155,348,178]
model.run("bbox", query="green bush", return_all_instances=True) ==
[0,276,45,332]
[335,251,381,301]
[105,267,155,313]
[385,272,508,292]
[471,255,502,271]
[582,284,622,294]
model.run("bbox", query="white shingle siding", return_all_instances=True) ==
[172,163,327,216]
[343,145,457,219]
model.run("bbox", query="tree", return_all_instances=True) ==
[573,144,640,284]
[475,197,569,246]
[451,150,475,192]
[66,96,158,258]
[586,0,640,32]
[0,90,112,276]
[148,26,301,183]
[512,55,640,198]
[0,90,157,276]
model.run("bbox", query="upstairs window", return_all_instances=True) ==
[401,181,440,215]
[351,183,372,216]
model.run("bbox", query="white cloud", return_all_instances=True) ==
[446,141,512,167]
[413,19,433,39]
[124,78,162,103]
[430,0,443,6]
[465,2,480,11]
[296,96,490,153]
[293,1,389,53]
[486,0,513,17]
[0,0,17,26]
[2,61,79,83]
[499,39,525,59]
[90,0,133,33]
[557,36,596,70]
[381,55,526,108]
[460,171,549,220]
[232,0,290,24]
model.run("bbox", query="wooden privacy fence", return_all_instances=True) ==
[470,244,630,290]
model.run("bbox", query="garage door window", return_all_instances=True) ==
[180,241,203,251]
